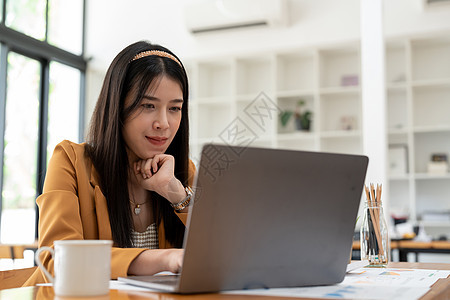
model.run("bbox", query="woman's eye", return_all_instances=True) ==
[170,107,182,112]
[142,103,155,109]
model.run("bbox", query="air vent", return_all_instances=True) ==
[421,0,450,10]
[183,0,287,34]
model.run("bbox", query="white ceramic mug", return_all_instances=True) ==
[35,240,112,297]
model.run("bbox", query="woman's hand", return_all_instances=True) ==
[134,154,174,189]
[133,154,186,205]
[128,249,184,275]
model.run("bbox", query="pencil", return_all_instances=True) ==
[364,184,385,262]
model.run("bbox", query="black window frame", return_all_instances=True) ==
[0,0,87,240]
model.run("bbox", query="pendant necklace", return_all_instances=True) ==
[129,198,149,215]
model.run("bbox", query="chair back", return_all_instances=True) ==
[0,245,25,259]
[0,267,38,290]
[0,245,12,259]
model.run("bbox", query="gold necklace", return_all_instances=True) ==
[129,198,149,215]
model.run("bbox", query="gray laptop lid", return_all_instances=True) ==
[177,144,368,293]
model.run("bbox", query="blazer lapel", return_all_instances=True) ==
[94,186,113,240]
[90,164,113,241]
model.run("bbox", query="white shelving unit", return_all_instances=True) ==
[189,42,363,158]
[386,34,450,238]
[187,33,450,239]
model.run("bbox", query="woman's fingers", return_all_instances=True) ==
[132,155,177,196]
[150,154,173,175]
[142,159,154,179]
[151,155,161,175]
[133,159,153,180]
[168,249,184,274]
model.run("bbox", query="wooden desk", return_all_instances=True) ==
[0,263,448,300]
[396,241,450,262]
[352,240,450,262]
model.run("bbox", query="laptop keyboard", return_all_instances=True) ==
[151,279,178,287]
[149,275,179,285]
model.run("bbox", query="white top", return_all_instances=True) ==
[131,223,158,249]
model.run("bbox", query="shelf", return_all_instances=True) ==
[197,61,232,98]
[277,95,314,134]
[413,125,450,133]
[420,221,450,227]
[386,41,407,85]
[388,128,409,135]
[276,89,315,98]
[319,46,360,89]
[387,88,408,131]
[320,92,361,132]
[414,131,450,174]
[197,104,233,140]
[319,86,360,95]
[412,84,450,129]
[320,130,361,138]
[389,179,411,217]
[412,78,450,88]
[189,33,450,240]
[411,36,450,81]
[277,52,315,92]
[415,179,450,219]
[277,94,314,111]
[320,137,362,155]
[277,140,316,152]
[389,174,410,181]
[236,94,261,102]
[236,57,273,96]
[277,131,315,141]
[414,173,450,180]
[386,82,407,90]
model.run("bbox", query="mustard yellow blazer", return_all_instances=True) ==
[24,140,195,286]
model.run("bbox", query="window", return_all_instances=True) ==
[47,61,81,158]
[1,52,40,243]
[48,0,84,55]
[0,0,86,245]
[6,0,47,41]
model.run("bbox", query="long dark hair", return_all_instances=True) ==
[86,41,189,248]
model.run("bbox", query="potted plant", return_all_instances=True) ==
[295,100,312,131]
[279,110,293,128]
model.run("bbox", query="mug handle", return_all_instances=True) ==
[34,246,55,283]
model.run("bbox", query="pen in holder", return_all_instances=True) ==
[360,183,389,267]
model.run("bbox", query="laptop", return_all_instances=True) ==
[118,144,368,294]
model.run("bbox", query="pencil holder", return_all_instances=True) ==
[360,184,389,267]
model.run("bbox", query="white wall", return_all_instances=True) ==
[84,0,450,130]
[85,0,361,69]
[384,0,450,38]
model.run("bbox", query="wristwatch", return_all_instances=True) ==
[171,186,193,212]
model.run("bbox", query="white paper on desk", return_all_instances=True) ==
[346,260,369,272]
[109,272,177,292]
[345,268,450,287]
[224,267,449,300]
[224,285,429,300]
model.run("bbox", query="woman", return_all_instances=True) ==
[25,41,195,285]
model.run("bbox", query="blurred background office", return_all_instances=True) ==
[0,0,449,269]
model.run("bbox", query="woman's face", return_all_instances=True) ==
[122,75,183,162]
